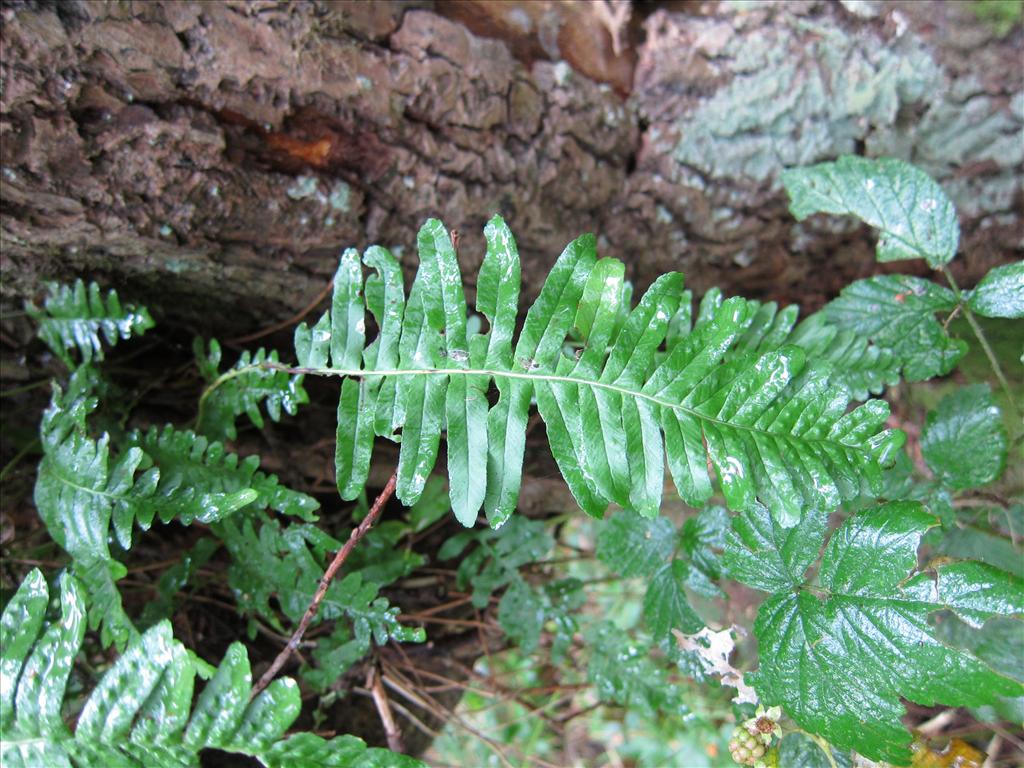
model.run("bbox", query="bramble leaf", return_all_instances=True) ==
[824,275,966,381]
[0,570,421,768]
[644,560,704,642]
[728,502,1024,764]
[782,156,960,268]
[921,384,1007,490]
[586,622,689,718]
[597,513,676,578]
[26,279,154,367]
[967,260,1024,319]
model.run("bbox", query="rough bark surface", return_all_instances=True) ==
[2,0,1020,335]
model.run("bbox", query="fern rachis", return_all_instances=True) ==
[204,215,903,529]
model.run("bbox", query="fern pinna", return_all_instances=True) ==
[211,215,906,529]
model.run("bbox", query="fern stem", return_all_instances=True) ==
[195,364,253,429]
[260,362,862,446]
[939,266,1021,427]
[251,472,398,698]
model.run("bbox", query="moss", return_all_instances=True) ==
[669,16,1023,220]
[672,20,943,183]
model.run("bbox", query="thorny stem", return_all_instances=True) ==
[250,472,398,698]
[940,266,1021,428]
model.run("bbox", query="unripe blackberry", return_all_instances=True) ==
[728,725,761,766]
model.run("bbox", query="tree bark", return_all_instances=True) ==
[2,0,1020,336]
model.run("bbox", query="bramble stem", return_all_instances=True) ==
[940,266,1020,427]
[251,472,398,698]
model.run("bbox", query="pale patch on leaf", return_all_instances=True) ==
[672,625,758,705]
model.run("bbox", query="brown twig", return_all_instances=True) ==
[368,664,405,753]
[226,276,334,346]
[251,472,398,697]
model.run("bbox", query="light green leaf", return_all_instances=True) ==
[26,279,154,367]
[740,502,1024,764]
[0,570,424,768]
[967,260,1024,319]
[921,384,1007,490]
[300,216,901,528]
[782,156,960,267]
[196,339,309,441]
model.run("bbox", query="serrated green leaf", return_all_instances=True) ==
[778,733,852,768]
[938,525,1023,578]
[782,156,960,267]
[921,384,1008,490]
[597,512,676,578]
[26,279,154,367]
[498,577,545,653]
[824,275,966,381]
[740,502,1024,764]
[644,559,704,642]
[723,504,828,593]
[967,260,1024,319]
[585,621,688,718]
[679,506,729,597]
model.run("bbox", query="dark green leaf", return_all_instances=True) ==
[597,512,676,578]
[745,502,1024,764]
[921,384,1007,490]
[643,560,704,641]
[824,275,966,381]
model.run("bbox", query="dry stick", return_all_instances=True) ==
[226,276,334,346]
[368,664,405,753]
[251,472,398,697]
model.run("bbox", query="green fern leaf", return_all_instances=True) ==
[287,216,903,529]
[126,424,319,523]
[686,291,900,401]
[0,570,423,768]
[195,338,309,441]
[217,515,424,686]
[34,389,318,647]
[26,279,154,367]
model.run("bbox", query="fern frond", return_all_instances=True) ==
[126,424,319,523]
[687,289,901,401]
[195,338,308,441]
[26,279,154,367]
[0,570,423,768]
[34,389,319,646]
[287,216,903,528]
[216,515,424,687]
